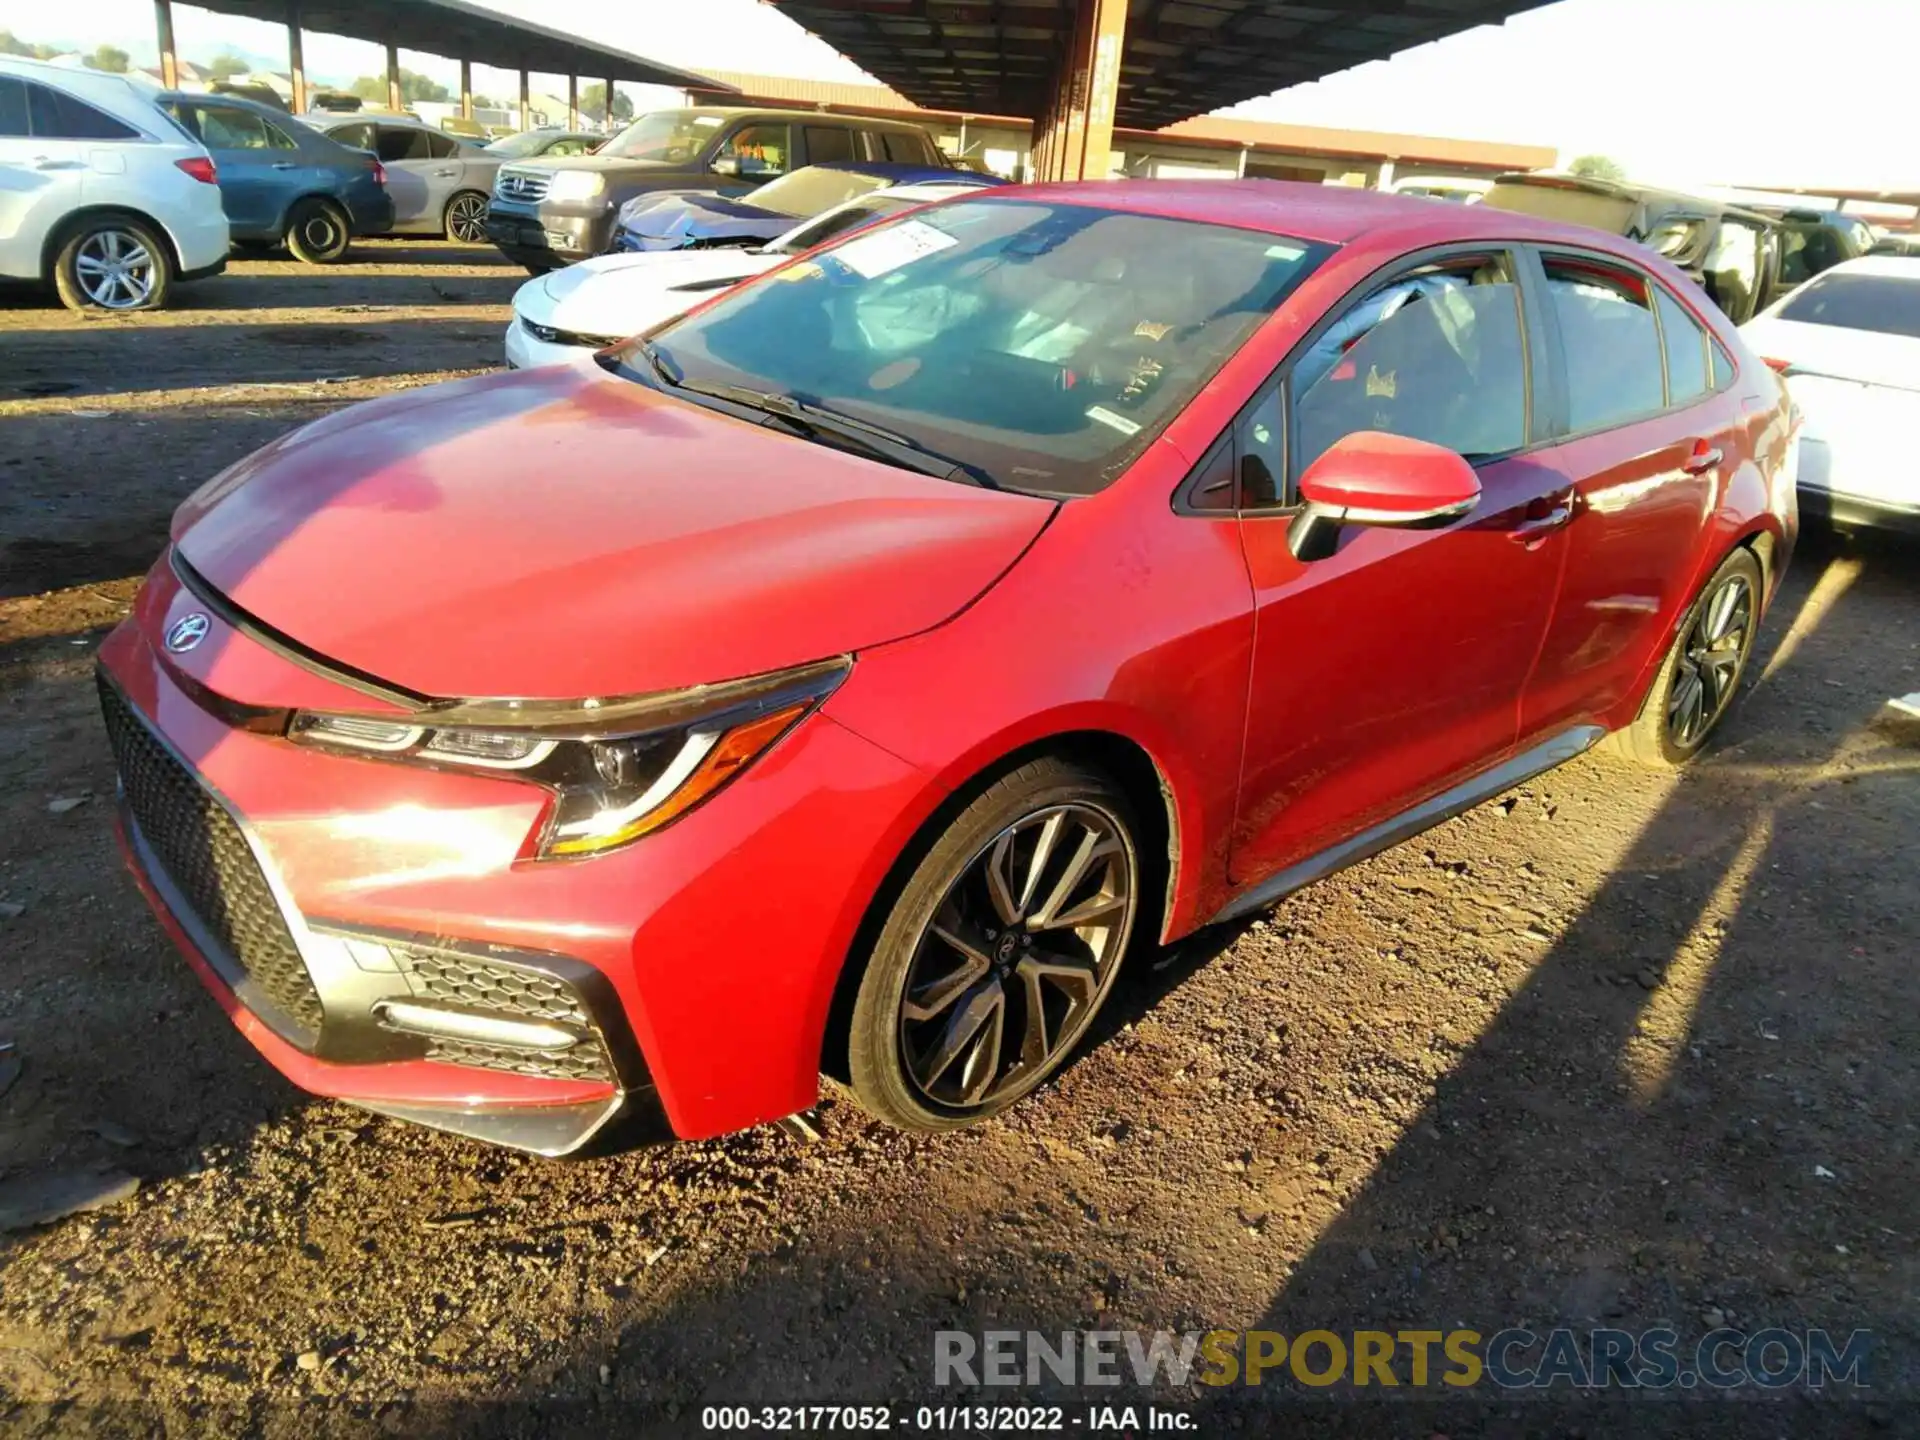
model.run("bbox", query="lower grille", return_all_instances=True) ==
[99,678,326,1038]
[422,1035,613,1083]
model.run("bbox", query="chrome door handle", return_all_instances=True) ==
[271,161,298,170]
[1681,441,1724,475]
[1507,503,1573,541]
[433,168,458,177]
[31,155,81,170]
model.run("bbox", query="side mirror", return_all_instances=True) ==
[1287,431,1481,561]
[709,155,741,178]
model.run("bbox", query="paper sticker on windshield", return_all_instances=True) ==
[1265,242,1306,262]
[1086,405,1142,436]
[693,116,723,128]
[829,219,958,279]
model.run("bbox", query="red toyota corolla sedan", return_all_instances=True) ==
[99,183,1798,1155]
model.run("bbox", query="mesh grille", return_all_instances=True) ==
[99,679,326,1037]
[402,950,591,1027]
[422,1035,613,1083]
[394,945,611,1082]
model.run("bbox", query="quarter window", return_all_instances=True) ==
[883,130,931,164]
[1654,286,1710,404]
[328,121,374,151]
[1293,255,1528,475]
[1542,256,1664,433]
[423,130,460,159]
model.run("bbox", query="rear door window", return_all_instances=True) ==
[1654,286,1710,404]
[25,83,138,140]
[803,125,856,165]
[423,130,460,159]
[196,105,292,150]
[1776,270,1920,339]
[883,130,932,164]
[375,125,433,162]
[0,77,25,137]
[1292,253,1529,475]
[1541,256,1664,432]
[328,121,375,151]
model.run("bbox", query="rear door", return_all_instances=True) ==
[1225,245,1574,885]
[0,78,135,279]
[371,123,437,226]
[178,102,299,233]
[1516,249,1751,740]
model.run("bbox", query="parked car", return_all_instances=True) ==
[610,161,997,253]
[0,56,229,310]
[159,93,392,264]
[98,185,1797,1154]
[1742,255,1920,534]
[310,112,499,242]
[1481,173,1784,322]
[484,105,950,272]
[1390,174,1490,204]
[507,180,984,369]
[1867,232,1920,258]
[206,79,289,113]
[485,128,601,161]
[1759,207,1874,289]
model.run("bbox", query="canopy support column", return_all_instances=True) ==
[568,73,578,131]
[1031,0,1127,182]
[154,0,178,90]
[460,59,472,119]
[385,42,401,112]
[287,2,306,113]
[519,69,530,132]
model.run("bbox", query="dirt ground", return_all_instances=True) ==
[0,241,1915,1436]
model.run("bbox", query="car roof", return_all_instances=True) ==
[158,89,294,120]
[1008,178,1692,253]
[871,182,993,203]
[670,104,927,132]
[812,161,967,183]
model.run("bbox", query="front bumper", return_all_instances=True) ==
[95,554,933,1149]
[503,315,591,370]
[485,201,612,266]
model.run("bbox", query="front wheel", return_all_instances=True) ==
[1608,546,1763,768]
[846,757,1141,1132]
[444,190,490,244]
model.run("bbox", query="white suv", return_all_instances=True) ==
[0,58,230,310]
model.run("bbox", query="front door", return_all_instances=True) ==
[1228,247,1572,885]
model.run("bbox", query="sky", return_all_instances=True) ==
[5,0,1915,192]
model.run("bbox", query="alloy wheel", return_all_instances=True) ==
[1667,572,1752,747]
[298,210,343,254]
[448,193,490,243]
[74,229,156,309]
[898,803,1136,1112]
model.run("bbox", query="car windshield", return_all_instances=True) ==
[748,167,890,219]
[600,109,724,164]
[1778,269,1920,338]
[626,198,1328,496]
[487,130,562,157]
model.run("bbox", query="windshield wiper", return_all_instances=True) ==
[681,383,1002,490]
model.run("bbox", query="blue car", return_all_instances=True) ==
[611,161,1000,253]
[159,93,393,264]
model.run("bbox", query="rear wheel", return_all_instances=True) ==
[444,190,490,244]
[846,757,1141,1132]
[1608,546,1763,768]
[284,198,352,265]
[52,216,173,311]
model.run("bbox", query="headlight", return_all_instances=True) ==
[288,659,848,858]
[545,170,606,205]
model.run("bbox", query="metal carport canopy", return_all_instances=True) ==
[767,0,1548,131]
[173,0,733,90]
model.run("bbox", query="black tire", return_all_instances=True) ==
[232,238,278,255]
[51,214,173,312]
[284,198,352,265]
[522,262,556,277]
[1606,546,1764,768]
[846,756,1142,1132]
[444,190,490,244]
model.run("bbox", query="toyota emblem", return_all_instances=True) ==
[165,612,211,653]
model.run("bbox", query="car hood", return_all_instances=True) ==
[537,250,779,338]
[171,363,1054,701]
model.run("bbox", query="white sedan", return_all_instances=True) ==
[1742,256,1920,535]
[504,181,980,370]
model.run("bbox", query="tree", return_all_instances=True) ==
[1569,154,1627,183]
[350,68,450,104]
[87,44,130,73]
[470,93,497,109]
[206,51,250,81]
[579,82,632,124]
[0,29,64,59]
